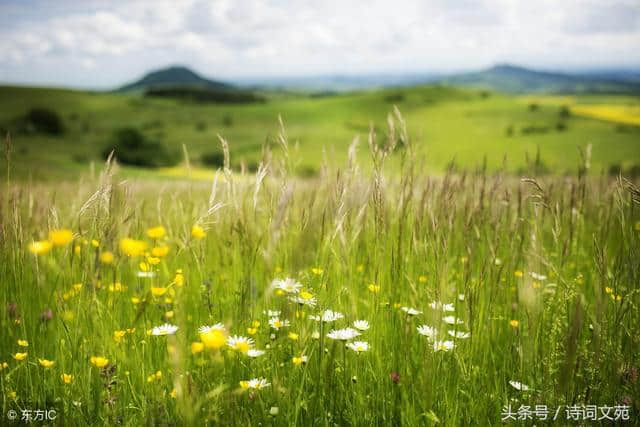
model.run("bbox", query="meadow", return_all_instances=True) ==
[1,85,639,181]
[1,111,639,425]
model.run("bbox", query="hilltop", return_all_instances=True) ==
[118,65,234,92]
[437,64,640,94]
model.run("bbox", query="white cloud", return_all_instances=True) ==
[0,0,638,87]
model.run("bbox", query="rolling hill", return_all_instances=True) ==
[118,65,235,92]
[434,64,640,94]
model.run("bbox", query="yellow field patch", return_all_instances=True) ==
[570,104,640,126]
[157,166,221,181]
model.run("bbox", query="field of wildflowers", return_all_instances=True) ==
[1,117,639,425]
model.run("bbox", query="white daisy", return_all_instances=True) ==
[151,323,178,336]
[264,310,281,317]
[240,377,271,390]
[458,294,465,301]
[227,335,255,353]
[272,278,302,294]
[288,295,317,306]
[429,301,455,312]
[509,380,530,391]
[417,325,438,339]
[137,271,155,278]
[346,341,370,353]
[447,330,471,339]
[401,307,423,316]
[327,328,360,341]
[353,320,370,331]
[198,323,225,334]
[247,349,265,358]
[309,310,344,322]
[530,272,547,281]
[268,317,290,330]
[442,316,464,325]
[433,340,455,352]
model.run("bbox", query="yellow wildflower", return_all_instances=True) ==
[200,329,227,350]
[62,311,74,322]
[13,352,27,361]
[509,320,520,328]
[191,342,205,354]
[191,225,206,239]
[311,267,323,275]
[49,229,73,246]
[418,275,427,283]
[174,270,184,286]
[151,287,167,297]
[292,355,308,366]
[61,373,73,384]
[99,251,114,264]
[120,238,148,257]
[288,332,299,341]
[108,282,125,292]
[90,356,109,368]
[113,330,126,343]
[28,240,52,255]
[38,358,55,368]
[147,226,166,239]
[368,284,381,294]
[17,339,28,347]
[151,245,169,257]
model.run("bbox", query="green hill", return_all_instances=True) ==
[0,84,639,181]
[439,64,640,94]
[118,66,235,92]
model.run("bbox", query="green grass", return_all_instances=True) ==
[1,85,639,180]
[1,123,639,424]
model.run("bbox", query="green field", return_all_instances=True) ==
[1,84,639,424]
[1,143,638,424]
[1,85,639,180]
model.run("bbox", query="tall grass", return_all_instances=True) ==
[1,114,638,425]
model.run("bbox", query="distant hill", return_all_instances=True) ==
[118,64,640,95]
[118,66,234,92]
[438,64,640,94]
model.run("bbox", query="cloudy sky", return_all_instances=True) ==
[1,0,639,88]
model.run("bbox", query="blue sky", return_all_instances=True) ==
[1,0,639,88]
